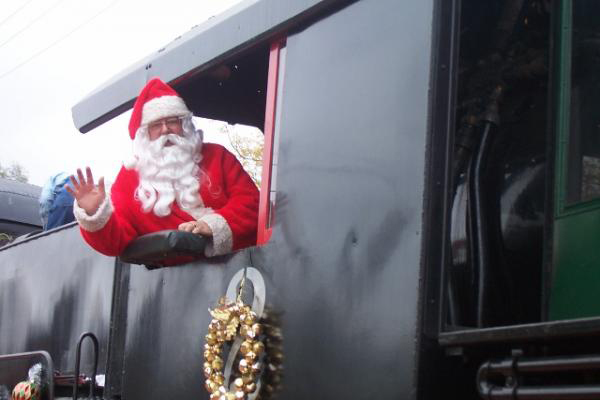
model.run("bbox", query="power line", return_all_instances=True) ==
[0,0,118,81]
[0,0,68,50]
[0,0,36,29]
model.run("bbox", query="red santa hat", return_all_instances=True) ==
[128,78,191,139]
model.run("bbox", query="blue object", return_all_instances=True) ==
[39,173,75,230]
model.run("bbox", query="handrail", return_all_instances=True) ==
[72,332,99,400]
[478,352,600,399]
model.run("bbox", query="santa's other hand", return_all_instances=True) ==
[178,220,213,236]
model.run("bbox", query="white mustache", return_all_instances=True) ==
[150,134,190,153]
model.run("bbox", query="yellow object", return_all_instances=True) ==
[204,297,264,400]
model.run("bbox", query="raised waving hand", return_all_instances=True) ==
[66,167,106,216]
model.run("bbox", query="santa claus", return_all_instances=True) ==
[68,78,259,259]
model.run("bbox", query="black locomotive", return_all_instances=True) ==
[3,1,600,399]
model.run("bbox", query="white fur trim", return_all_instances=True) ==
[141,95,190,126]
[73,193,114,232]
[199,213,233,257]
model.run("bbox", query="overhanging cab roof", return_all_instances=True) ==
[72,0,346,133]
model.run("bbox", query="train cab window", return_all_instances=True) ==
[119,40,286,265]
[564,0,600,205]
[445,0,550,330]
[171,39,285,247]
[190,40,285,246]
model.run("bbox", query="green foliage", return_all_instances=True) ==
[221,125,264,187]
[0,162,28,183]
[0,233,14,246]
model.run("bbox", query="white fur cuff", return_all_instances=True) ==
[73,193,114,232]
[200,213,233,257]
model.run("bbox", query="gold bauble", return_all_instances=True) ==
[240,340,252,355]
[206,333,217,345]
[243,326,256,339]
[244,351,257,363]
[211,357,223,370]
[204,350,216,362]
[272,351,284,361]
[239,358,250,374]
[213,373,225,385]
[206,379,219,393]
[241,311,257,325]
[225,393,236,400]
[252,341,265,355]
[243,382,257,394]
[233,377,244,389]
[205,343,219,353]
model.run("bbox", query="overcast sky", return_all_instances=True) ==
[0,0,245,186]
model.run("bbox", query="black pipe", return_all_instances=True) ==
[478,354,600,400]
[470,121,494,327]
[468,86,502,327]
[482,385,600,400]
[452,115,479,189]
[482,354,600,375]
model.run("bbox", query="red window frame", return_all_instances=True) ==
[257,39,285,245]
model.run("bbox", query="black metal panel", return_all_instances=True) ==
[120,252,252,399]
[103,260,129,399]
[0,225,114,375]
[252,0,433,398]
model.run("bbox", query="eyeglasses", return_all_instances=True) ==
[147,116,185,135]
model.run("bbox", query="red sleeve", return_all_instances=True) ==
[214,149,260,251]
[77,169,140,257]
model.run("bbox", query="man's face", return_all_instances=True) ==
[147,116,184,142]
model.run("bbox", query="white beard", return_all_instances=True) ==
[125,121,204,217]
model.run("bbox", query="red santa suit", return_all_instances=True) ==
[73,78,259,259]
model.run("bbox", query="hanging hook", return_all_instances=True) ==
[236,268,248,303]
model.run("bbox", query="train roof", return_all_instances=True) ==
[72,0,345,133]
[0,177,41,226]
